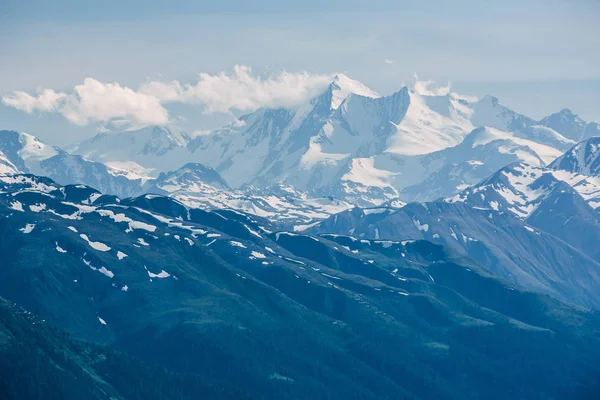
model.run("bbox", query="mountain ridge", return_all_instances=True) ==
[2,174,600,399]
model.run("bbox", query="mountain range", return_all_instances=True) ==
[2,175,600,399]
[2,74,598,225]
[67,75,584,203]
[2,73,600,399]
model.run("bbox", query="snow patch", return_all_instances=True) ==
[80,234,111,251]
[413,219,429,232]
[251,251,267,259]
[19,223,35,234]
[147,269,170,279]
[9,201,24,212]
[230,241,247,248]
[98,267,114,278]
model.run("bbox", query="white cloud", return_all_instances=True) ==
[138,80,184,103]
[412,73,451,96]
[2,65,335,128]
[384,59,394,65]
[2,89,66,113]
[61,78,169,126]
[2,78,168,128]
[181,65,333,113]
[140,65,333,113]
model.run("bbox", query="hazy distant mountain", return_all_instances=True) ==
[540,109,600,142]
[70,125,192,178]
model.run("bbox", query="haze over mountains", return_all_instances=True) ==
[2,74,600,399]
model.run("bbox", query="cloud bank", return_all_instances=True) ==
[2,65,334,129]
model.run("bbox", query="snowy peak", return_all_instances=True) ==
[326,74,380,110]
[74,125,190,161]
[541,109,584,137]
[137,125,191,153]
[382,88,475,156]
[464,97,576,152]
[550,137,600,176]
[4,79,591,209]
[462,126,562,165]
[446,161,600,219]
[0,130,58,173]
[16,132,59,164]
[0,149,20,175]
[470,95,536,133]
[0,130,147,198]
[150,162,230,193]
[395,125,565,203]
[540,109,599,142]
[445,162,566,218]
[0,130,27,173]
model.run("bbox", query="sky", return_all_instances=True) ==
[0,0,598,145]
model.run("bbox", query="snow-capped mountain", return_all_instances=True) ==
[146,163,353,229]
[186,74,382,189]
[549,136,600,176]
[540,109,600,142]
[3,76,599,232]
[61,74,596,206]
[0,149,20,175]
[311,138,600,310]
[0,130,146,198]
[0,131,357,227]
[70,125,192,178]
[5,76,600,400]
[148,162,230,193]
[184,77,568,204]
[445,161,600,218]
[397,126,567,202]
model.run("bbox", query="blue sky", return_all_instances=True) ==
[1,0,598,145]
